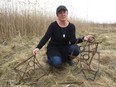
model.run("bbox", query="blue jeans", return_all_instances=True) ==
[47,45,80,68]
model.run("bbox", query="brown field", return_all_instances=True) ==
[0,1,116,87]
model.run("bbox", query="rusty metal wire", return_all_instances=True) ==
[14,55,48,84]
[74,39,102,81]
[79,41,101,81]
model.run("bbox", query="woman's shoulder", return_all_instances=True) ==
[68,22,75,29]
[69,22,75,26]
[47,21,56,29]
[48,21,57,28]
[50,21,57,25]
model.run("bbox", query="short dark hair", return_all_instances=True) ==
[56,5,68,15]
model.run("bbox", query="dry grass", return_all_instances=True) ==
[0,0,116,87]
[0,0,55,41]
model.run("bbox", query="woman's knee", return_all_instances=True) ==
[48,56,62,67]
[68,45,80,56]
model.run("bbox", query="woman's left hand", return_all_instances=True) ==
[84,35,94,42]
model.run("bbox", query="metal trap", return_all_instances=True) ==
[77,40,101,81]
[14,55,48,84]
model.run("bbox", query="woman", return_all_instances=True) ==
[33,5,93,68]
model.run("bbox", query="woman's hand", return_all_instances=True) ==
[33,48,39,56]
[84,35,94,43]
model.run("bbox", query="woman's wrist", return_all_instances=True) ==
[81,36,85,41]
[35,48,40,50]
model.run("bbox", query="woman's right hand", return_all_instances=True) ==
[33,48,39,56]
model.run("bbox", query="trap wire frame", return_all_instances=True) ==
[69,38,101,81]
[14,55,49,84]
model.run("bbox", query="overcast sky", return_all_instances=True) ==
[1,0,116,23]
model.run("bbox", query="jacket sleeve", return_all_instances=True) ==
[70,24,84,44]
[36,23,53,49]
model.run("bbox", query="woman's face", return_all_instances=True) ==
[57,10,68,22]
